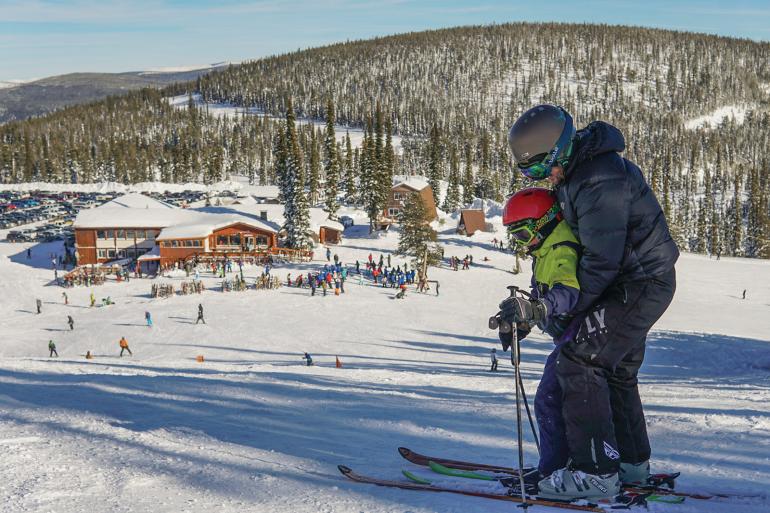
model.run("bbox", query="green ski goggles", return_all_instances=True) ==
[508,221,538,247]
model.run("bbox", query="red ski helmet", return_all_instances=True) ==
[503,187,561,246]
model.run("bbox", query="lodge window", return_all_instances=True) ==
[97,230,107,239]
[97,249,107,258]
[106,229,115,239]
[107,249,116,258]
[125,230,135,240]
[135,230,145,239]
[388,208,401,217]
[393,192,404,200]
[146,230,157,239]
[260,211,267,220]
[117,249,126,258]
[117,229,126,239]
[217,234,242,246]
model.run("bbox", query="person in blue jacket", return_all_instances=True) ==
[508,104,678,499]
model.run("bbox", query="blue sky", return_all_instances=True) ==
[1,0,768,82]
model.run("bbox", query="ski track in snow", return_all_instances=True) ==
[0,209,769,512]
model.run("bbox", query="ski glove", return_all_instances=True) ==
[499,322,531,352]
[499,296,547,325]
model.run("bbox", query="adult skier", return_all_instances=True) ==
[67,315,74,331]
[145,311,153,328]
[196,304,205,324]
[36,298,42,314]
[302,352,313,366]
[48,340,58,357]
[506,104,678,499]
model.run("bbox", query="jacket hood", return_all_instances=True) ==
[565,121,625,174]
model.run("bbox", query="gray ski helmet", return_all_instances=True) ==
[508,105,574,166]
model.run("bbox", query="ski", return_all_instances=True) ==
[398,446,760,500]
[401,468,684,505]
[339,464,637,512]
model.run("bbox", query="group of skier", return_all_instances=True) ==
[490,104,678,500]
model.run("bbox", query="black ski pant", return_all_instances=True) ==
[556,268,675,475]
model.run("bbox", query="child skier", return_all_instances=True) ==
[119,336,132,357]
[496,188,599,494]
[489,348,498,372]
[302,352,313,366]
[48,340,58,357]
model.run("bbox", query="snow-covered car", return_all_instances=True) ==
[339,215,354,228]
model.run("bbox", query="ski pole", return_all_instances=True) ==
[511,310,528,508]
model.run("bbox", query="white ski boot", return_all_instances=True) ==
[537,467,620,500]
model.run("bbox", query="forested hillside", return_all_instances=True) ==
[1,23,769,257]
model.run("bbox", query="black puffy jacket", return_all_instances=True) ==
[555,121,679,314]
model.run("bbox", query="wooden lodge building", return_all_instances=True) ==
[74,193,342,270]
[382,178,438,224]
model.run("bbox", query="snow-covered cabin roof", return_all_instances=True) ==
[156,213,277,241]
[392,176,430,192]
[74,207,193,229]
[195,204,344,234]
[101,192,176,209]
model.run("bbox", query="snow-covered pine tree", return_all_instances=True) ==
[442,144,460,212]
[462,144,474,205]
[427,123,443,206]
[323,97,341,219]
[396,192,442,279]
[343,132,356,203]
[308,128,321,205]
[283,98,311,249]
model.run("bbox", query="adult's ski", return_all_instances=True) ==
[339,464,629,512]
[398,447,758,500]
[400,468,683,505]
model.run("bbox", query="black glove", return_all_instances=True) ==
[499,296,547,325]
[498,322,531,352]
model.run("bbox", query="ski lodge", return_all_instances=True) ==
[73,193,343,270]
[382,178,437,225]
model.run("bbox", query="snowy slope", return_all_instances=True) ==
[0,215,768,513]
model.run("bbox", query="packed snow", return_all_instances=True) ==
[684,105,750,130]
[0,205,768,513]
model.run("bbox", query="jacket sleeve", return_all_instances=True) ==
[572,175,629,313]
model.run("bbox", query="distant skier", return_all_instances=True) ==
[145,311,153,328]
[36,298,42,314]
[67,315,74,331]
[489,348,498,372]
[119,336,132,356]
[89,292,95,308]
[326,247,331,262]
[62,292,68,305]
[27,248,31,259]
[48,340,58,357]
[742,289,747,300]
[196,304,205,324]
[302,352,313,366]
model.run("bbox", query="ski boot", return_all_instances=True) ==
[537,467,620,500]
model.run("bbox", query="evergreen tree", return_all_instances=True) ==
[427,123,443,206]
[343,132,356,203]
[462,144,475,205]
[396,192,442,279]
[307,128,321,205]
[323,97,341,219]
[283,98,312,249]
[442,144,461,212]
